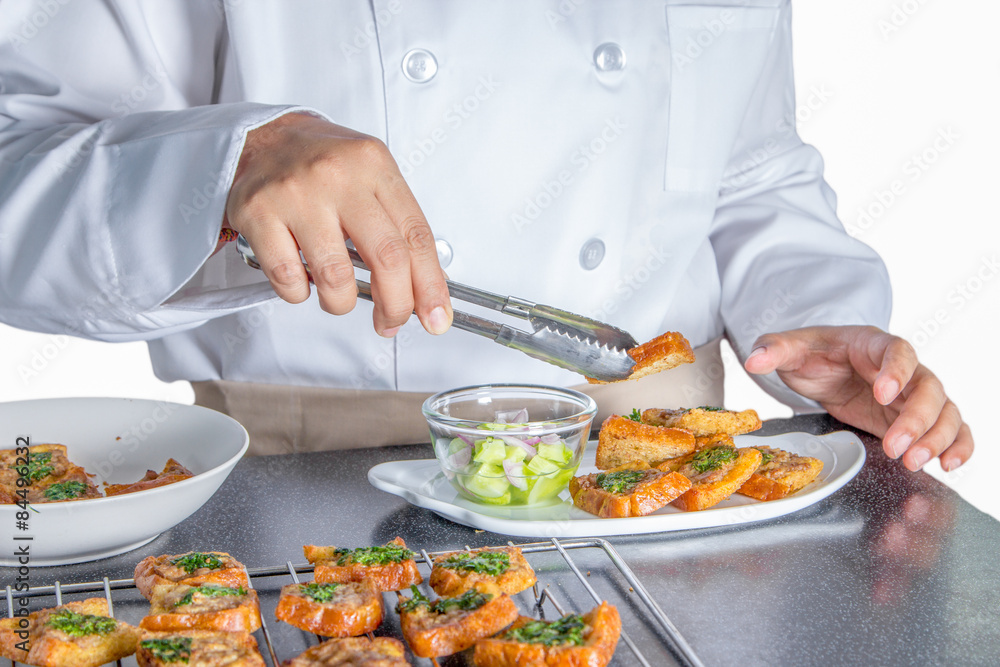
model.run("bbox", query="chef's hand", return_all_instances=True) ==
[224,112,452,337]
[743,326,973,472]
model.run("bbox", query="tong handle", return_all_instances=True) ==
[347,247,534,319]
[354,279,503,338]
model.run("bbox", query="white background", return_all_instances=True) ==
[1,1,997,519]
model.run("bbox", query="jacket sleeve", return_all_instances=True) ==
[709,2,892,410]
[0,0,301,342]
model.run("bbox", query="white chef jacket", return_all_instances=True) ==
[0,0,890,409]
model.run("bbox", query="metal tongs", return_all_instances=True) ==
[236,235,637,381]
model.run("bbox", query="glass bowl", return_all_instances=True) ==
[422,384,597,506]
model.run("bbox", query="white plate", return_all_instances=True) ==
[0,397,248,566]
[368,431,866,538]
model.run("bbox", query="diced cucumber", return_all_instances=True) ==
[526,466,578,504]
[473,490,511,505]
[526,455,559,476]
[463,464,509,498]
[473,437,506,464]
[505,445,528,462]
[537,441,572,465]
[477,422,508,431]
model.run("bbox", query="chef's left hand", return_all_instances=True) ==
[743,326,973,472]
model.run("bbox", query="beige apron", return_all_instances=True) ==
[192,338,725,456]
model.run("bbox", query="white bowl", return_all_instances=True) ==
[0,397,248,566]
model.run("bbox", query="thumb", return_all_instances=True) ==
[743,332,809,375]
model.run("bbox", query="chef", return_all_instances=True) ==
[0,1,972,469]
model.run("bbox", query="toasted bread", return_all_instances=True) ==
[134,551,249,601]
[659,438,762,511]
[570,464,692,518]
[641,407,762,437]
[587,331,695,384]
[595,415,696,469]
[398,586,519,658]
[0,443,101,504]
[105,458,194,496]
[141,584,261,633]
[305,537,422,592]
[136,629,265,666]
[282,636,409,666]
[472,602,621,667]
[275,580,383,637]
[738,445,824,501]
[429,546,536,598]
[0,597,140,667]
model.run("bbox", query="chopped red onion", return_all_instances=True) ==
[523,436,542,446]
[447,446,471,469]
[540,434,562,445]
[503,460,528,490]
[498,435,537,458]
[457,433,474,446]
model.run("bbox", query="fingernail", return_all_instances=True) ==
[889,433,912,458]
[428,306,451,335]
[380,326,401,338]
[746,346,766,361]
[910,447,931,470]
[880,379,900,404]
[941,458,956,472]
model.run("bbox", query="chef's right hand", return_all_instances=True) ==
[224,112,453,337]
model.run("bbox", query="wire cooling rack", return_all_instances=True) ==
[4,537,703,667]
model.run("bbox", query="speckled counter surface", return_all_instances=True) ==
[6,414,1000,666]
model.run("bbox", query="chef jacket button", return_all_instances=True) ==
[402,49,438,83]
[593,43,626,72]
[436,239,453,268]
[579,238,605,270]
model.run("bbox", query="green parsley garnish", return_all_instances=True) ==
[439,551,510,576]
[755,447,774,465]
[595,470,645,495]
[46,609,117,637]
[697,406,724,412]
[505,614,586,647]
[690,446,738,474]
[298,582,341,603]
[334,543,414,566]
[13,451,54,483]
[395,586,492,615]
[175,585,245,608]
[626,409,643,422]
[140,637,192,663]
[43,481,89,501]
[395,585,430,613]
[170,552,225,574]
[430,588,491,613]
